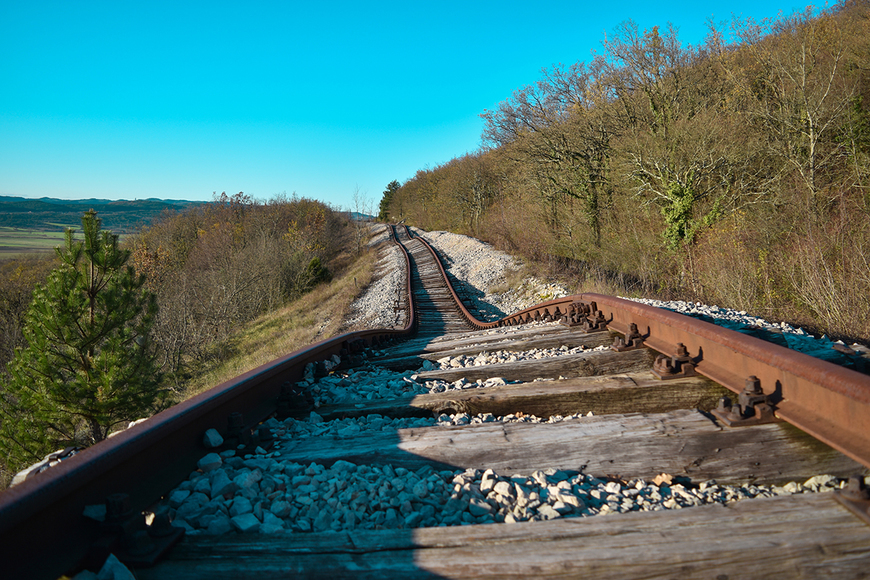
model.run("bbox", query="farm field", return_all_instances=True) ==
[0,195,200,257]
[0,227,71,256]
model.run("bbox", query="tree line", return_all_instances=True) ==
[381,1,870,342]
[0,193,350,485]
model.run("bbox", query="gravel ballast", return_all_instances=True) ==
[410,227,570,320]
[168,411,849,536]
[168,226,867,536]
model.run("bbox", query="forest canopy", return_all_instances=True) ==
[0,194,352,484]
[381,1,870,342]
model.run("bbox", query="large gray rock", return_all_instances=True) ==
[203,428,224,448]
[197,453,222,472]
[229,496,253,517]
[230,513,261,533]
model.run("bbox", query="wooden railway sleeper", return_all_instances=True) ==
[710,375,781,427]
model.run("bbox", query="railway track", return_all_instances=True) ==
[2,225,870,578]
[392,226,472,336]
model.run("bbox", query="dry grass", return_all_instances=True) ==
[180,245,379,399]
[487,265,530,295]
[498,259,639,301]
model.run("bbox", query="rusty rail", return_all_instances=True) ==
[0,228,417,580]
[390,233,870,469]
[2,226,870,579]
[576,293,870,469]
[485,292,870,468]
[399,226,509,330]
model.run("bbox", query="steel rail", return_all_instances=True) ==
[399,226,501,329]
[0,227,417,580]
[392,228,870,467]
[1,225,869,579]
[396,231,870,468]
[400,226,580,330]
[577,293,870,470]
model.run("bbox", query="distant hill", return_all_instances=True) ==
[346,212,375,222]
[0,196,207,233]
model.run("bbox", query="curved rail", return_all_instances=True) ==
[389,228,870,468]
[398,225,574,330]
[2,224,869,579]
[0,227,418,580]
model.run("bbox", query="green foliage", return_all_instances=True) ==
[379,180,401,221]
[0,211,166,474]
[383,3,870,340]
[660,181,696,251]
[302,257,331,290]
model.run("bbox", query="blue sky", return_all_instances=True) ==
[1,0,811,210]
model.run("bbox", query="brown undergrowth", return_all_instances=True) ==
[180,243,379,400]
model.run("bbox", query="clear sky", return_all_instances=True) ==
[1,0,811,210]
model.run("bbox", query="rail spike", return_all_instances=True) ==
[710,376,780,427]
[651,343,697,379]
[612,322,646,351]
[835,475,870,526]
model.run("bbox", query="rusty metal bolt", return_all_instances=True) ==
[653,354,673,374]
[739,377,768,410]
[675,343,690,358]
[745,376,763,395]
[842,475,870,502]
[148,507,175,538]
[727,403,745,422]
[716,396,732,414]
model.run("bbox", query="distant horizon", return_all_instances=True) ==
[2,0,811,209]
[0,192,356,206]
[1,193,206,203]
[0,194,377,219]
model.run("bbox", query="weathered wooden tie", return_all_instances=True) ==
[275,408,862,485]
[314,372,729,420]
[139,493,870,580]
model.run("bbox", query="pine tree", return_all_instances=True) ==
[0,211,167,474]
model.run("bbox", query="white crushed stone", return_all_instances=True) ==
[346,226,407,330]
[625,297,868,366]
[169,414,849,536]
[300,367,428,407]
[428,344,609,372]
[410,227,570,320]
